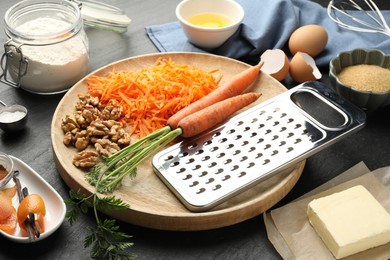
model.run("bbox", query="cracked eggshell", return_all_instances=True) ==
[288,24,328,58]
[289,52,322,83]
[260,49,290,81]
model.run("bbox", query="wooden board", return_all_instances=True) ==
[51,52,305,231]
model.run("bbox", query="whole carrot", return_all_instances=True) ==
[178,92,261,138]
[167,61,264,129]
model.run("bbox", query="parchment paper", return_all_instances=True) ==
[264,162,390,259]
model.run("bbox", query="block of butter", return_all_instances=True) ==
[307,185,390,259]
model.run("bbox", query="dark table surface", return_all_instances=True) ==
[0,0,389,259]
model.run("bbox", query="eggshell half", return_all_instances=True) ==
[288,24,328,57]
[289,52,322,83]
[260,49,290,81]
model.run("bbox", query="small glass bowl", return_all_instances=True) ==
[329,48,390,114]
[0,152,14,189]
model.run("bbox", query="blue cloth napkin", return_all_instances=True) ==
[145,0,390,68]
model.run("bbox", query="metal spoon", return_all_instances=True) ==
[0,99,28,132]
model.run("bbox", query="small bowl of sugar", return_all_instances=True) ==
[329,48,390,114]
[0,100,28,132]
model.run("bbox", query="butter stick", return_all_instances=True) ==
[307,185,390,259]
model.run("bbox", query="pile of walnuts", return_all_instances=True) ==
[61,94,131,168]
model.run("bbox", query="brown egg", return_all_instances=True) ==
[289,52,322,83]
[288,25,328,57]
[260,49,290,81]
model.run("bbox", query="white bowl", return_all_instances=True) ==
[176,0,244,49]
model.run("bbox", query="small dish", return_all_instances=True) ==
[176,0,244,49]
[0,155,66,243]
[329,48,390,114]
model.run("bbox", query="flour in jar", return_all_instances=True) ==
[7,17,89,94]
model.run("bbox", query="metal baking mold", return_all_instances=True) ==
[152,81,366,212]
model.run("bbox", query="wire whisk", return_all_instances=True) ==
[327,0,390,37]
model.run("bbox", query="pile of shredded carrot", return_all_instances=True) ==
[87,57,221,137]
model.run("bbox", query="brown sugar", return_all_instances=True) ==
[338,64,390,92]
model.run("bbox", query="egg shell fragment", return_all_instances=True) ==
[289,52,322,83]
[260,49,290,81]
[288,24,328,57]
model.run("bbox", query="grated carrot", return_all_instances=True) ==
[86,57,220,137]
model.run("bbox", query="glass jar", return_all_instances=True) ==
[1,0,90,95]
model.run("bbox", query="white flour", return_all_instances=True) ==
[8,17,89,94]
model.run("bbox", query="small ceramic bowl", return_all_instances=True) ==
[0,152,14,189]
[329,48,390,114]
[176,0,244,49]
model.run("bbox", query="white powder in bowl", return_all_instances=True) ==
[7,17,89,94]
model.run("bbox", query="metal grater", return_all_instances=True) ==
[152,81,366,212]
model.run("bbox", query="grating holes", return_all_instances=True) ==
[204,140,213,146]
[251,118,258,123]
[188,143,198,150]
[196,188,206,194]
[302,129,309,135]
[226,144,234,149]
[233,150,240,155]
[241,140,249,146]
[208,162,217,168]
[280,112,287,118]
[206,178,215,184]
[170,161,180,167]
[264,144,271,149]
[260,110,266,115]
[257,138,264,143]
[216,152,225,158]
[165,155,174,161]
[201,155,210,161]
[185,158,195,164]
[227,129,236,134]
[295,124,302,129]
[179,152,188,158]
[248,147,255,152]
[248,162,255,168]
[250,132,257,137]
[215,168,224,174]
[240,156,248,162]
[287,118,294,123]
[219,137,228,143]
[192,165,201,170]
[265,129,271,134]
[272,135,279,140]
[263,159,270,165]
[222,175,231,181]
[266,116,273,121]
[210,146,219,152]
[236,121,244,126]
[190,181,198,187]
[258,123,265,129]
[235,135,242,140]
[231,165,239,171]
[199,171,207,177]
[287,147,294,153]
[224,159,232,164]
[273,121,280,126]
[212,132,221,138]
[271,150,279,156]
[255,153,263,158]
[213,184,222,190]
[280,127,287,132]
[279,141,286,146]
[295,138,302,144]
[238,172,246,177]
[176,168,186,173]
[184,174,192,180]
[243,126,250,132]
[287,132,294,138]
[195,149,204,155]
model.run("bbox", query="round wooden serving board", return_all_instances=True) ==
[51,52,305,231]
